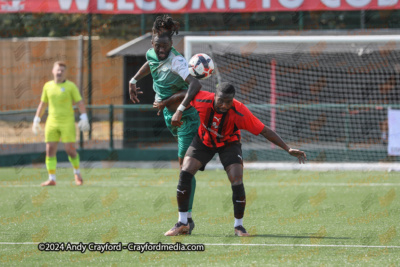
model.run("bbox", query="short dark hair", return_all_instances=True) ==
[152,15,179,40]
[217,82,235,96]
[54,61,66,68]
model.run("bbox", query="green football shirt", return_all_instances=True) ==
[146,47,190,102]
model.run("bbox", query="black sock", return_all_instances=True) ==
[232,183,246,219]
[177,171,193,212]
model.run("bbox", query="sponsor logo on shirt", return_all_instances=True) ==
[214,116,221,122]
[202,123,224,138]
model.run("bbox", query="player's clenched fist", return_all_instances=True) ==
[32,116,42,135]
[171,111,183,127]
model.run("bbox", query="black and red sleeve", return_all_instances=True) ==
[234,103,265,135]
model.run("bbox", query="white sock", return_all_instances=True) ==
[49,174,56,181]
[73,168,80,175]
[179,212,188,224]
[187,212,192,219]
[234,218,243,228]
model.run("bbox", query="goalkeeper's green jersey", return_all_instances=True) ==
[40,80,82,124]
[146,47,190,102]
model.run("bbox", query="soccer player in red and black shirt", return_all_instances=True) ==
[164,82,306,236]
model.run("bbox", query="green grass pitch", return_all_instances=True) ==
[0,167,399,266]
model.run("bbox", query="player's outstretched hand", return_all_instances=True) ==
[153,101,166,116]
[78,113,90,132]
[288,148,307,164]
[129,83,143,103]
[171,111,183,127]
[32,116,41,135]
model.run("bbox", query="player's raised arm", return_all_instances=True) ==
[181,75,202,108]
[128,61,150,103]
[260,126,307,164]
[171,75,201,126]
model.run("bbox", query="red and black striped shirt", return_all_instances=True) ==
[190,91,265,148]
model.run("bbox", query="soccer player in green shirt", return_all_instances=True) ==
[32,61,90,186]
[128,15,202,234]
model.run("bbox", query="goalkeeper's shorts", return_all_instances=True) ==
[163,107,200,159]
[45,121,76,143]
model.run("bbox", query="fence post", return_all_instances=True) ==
[109,104,114,151]
[184,13,189,31]
[80,131,83,150]
[345,105,350,159]
[299,11,304,31]
[87,13,93,140]
[141,14,145,35]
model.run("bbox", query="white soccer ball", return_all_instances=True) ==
[188,53,215,80]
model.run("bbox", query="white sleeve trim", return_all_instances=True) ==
[171,55,190,81]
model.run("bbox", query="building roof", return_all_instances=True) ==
[107,31,219,57]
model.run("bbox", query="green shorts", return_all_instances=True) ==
[45,121,76,143]
[163,107,200,158]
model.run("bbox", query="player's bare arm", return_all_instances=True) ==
[76,100,87,114]
[129,61,150,103]
[34,101,47,118]
[171,75,201,127]
[260,126,307,164]
[153,90,188,115]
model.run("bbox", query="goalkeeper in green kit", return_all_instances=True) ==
[32,61,90,186]
[128,15,201,234]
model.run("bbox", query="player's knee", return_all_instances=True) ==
[182,157,202,175]
[181,164,195,175]
[181,166,195,175]
[228,172,243,186]
[46,145,57,157]
[65,147,76,157]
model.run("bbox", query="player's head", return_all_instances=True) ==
[152,33,172,61]
[151,15,179,60]
[52,61,66,83]
[152,14,179,38]
[214,82,235,113]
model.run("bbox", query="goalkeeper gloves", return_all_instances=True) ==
[32,116,41,135]
[78,113,90,132]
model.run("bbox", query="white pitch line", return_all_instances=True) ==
[0,242,400,249]
[204,243,400,249]
[1,182,400,188]
[262,183,400,187]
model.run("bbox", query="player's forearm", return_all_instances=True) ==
[35,102,46,118]
[260,126,290,152]
[164,90,186,107]
[180,78,201,108]
[77,100,87,115]
[132,62,150,81]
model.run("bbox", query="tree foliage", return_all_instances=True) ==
[0,13,143,39]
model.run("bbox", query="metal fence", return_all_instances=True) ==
[0,104,399,164]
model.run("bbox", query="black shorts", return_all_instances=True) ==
[186,135,243,171]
